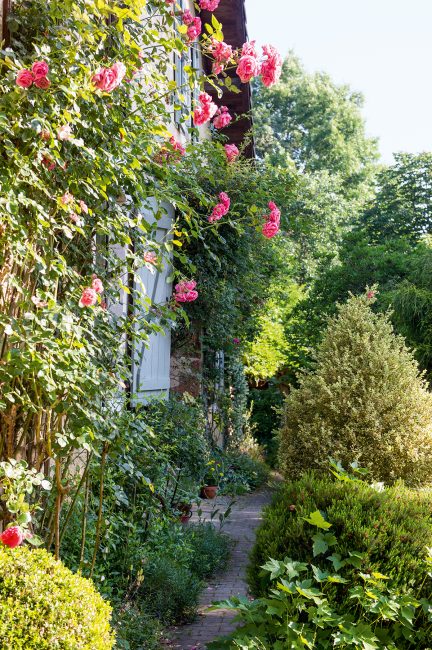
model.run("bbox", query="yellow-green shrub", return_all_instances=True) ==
[279,292,432,485]
[0,546,114,649]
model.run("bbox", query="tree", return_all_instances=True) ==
[252,53,379,189]
[279,292,432,485]
[362,153,432,242]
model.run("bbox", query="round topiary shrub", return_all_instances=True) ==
[0,546,114,649]
[279,292,432,485]
[247,472,432,602]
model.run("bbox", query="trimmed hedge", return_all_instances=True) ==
[248,473,432,601]
[0,546,114,649]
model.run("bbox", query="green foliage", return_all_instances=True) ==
[248,472,432,604]
[137,556,202,624]
[362,153,432,242]
[279,292,432,485]
[114,605,163,650]
[211,528,432,649]
[253,53,378,186]
[248,383,284,465]
[0,545,114,649]
[182,523,231,580]
[218,451,270,495]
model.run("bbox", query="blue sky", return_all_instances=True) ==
[245,0,432,163]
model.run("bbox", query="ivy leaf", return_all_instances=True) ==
[327,553,345,571]
[312,532,337,556]
[303,510,332,530]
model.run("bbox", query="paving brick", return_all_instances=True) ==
[167,487,273,649]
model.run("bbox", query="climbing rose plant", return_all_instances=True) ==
[0,0,282,556]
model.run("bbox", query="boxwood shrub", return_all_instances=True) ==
[248,472,432,602]
[0,546,114,649]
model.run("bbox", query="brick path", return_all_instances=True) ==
[169,487,273,649]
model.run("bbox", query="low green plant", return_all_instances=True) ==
[113,604,163,650]
[184,523,231,580]
[0,546,114,649]
[218,451,269,495]
[209,512,432,649]
[248,470,432,602]
[137,556,202,624]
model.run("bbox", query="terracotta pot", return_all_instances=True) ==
[200,485,218,499]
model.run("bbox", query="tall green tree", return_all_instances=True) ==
[253,53,379,189]
[361,153,432,242]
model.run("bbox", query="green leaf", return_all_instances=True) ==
[303,510,332,530]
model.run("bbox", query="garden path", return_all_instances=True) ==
[169,486,274,649]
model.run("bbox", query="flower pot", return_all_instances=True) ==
[174,502,193,523]
[200,485,218,499]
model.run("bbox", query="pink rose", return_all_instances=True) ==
[219,192,230,208]
[260,44,282,87]
[236,55,260,83]
[79,200,89,214]
[79,287,98,307]
[209,38,232,64]
[91,277,104,294]
[174,280,198,303]
[144,251,157,264]
[187,18,202,42]
[193,93,217,126]
[233,337,240,345]
[213,106,232,129]
[224,144,239,162]
[92,62,126,92]
[0,526,24,548]
[241,41,258,58]
[182,9,194,25]
[57,124,72,141]
[267,201,281,224]
[70,213,83,226]
[185,289,198,302]
[60,192,74,205]
[199,0,220,9]
[16,69,33,88]
[34,76,51,89]
[367,290,376,299]
[262,221,279,239]
[31,60,49,79]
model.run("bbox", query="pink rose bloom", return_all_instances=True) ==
[144,251,157,264]
[267,201,281,224]
[262,221,279,239]
[31,60,49,79]
[79,200,89,214]
[165,0,175,3]
[193,93,217,126]
[233,337,240,345]
[34,76,50,89]
[169,136,186,157]
[185,289,198,302]
[210,38,233,64]
[174,292,188,303]
[199,0,220,9]
[212,63,223,75]
[213,106,232,129]
[92,277,104,294]
[60,192,74,205]
[57,124,72,141]
[367,290,376,299]
[224,144,239,162]
[70,213,83,226]
[16,69,33,88]
[176,280,196,293]
[79,287,98,307]
[219,192,230,209]
[241,41,258,58]
[236,55,260,83]
[0,526,24,548]
[260,44,282,87]
[187,18,202,42]
[182,10,194,25]
[92,62,126,92]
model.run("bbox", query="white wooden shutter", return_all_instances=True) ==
[132,203,174,402]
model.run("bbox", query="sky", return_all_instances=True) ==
[245,0,432,163]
